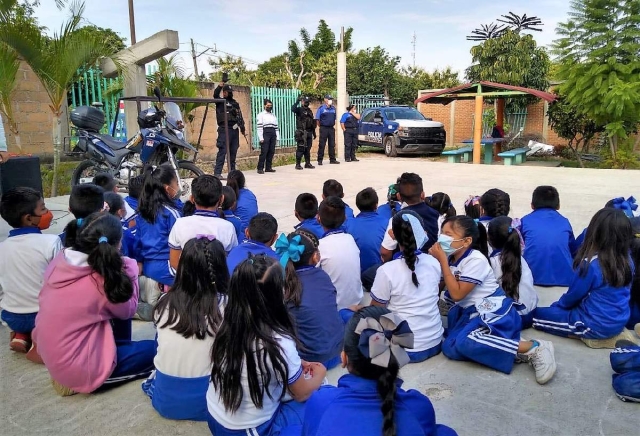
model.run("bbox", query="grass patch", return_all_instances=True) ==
[41,162,78,197]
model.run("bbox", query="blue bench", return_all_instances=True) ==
[497,148,529,165]
[442,146,473,163]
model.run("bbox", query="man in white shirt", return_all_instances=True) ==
[256,99,279,175]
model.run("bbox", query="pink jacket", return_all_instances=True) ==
[33,251,139,393]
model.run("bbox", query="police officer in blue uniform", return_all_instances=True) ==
[315,94,339,165]
[213,82,245,178]
[340,105,361,162]
[291,96,316,170]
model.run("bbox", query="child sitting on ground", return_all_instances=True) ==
[169,175,237,270]
[221,186,244,243]
[348,188,388,273]
[104,192,126,219]
[426,192,457,234]
[207,255,326,435]
[124,174,145,221]
[429,216,556,384]
[60,184,105,246]
[293,193,324,239]
[93,172,118,193]
[34,213,155,396]
[104,192,137,259]
[533,208,639,348]
[227,212,279,275]
[227,170,258,228]
[0,188,61,358]
[142,237,230,421]
[464,195,481,219]
[278,230,344,369]
[370,211,444,363]
[322,179,355,222]
[488,217,539,329]
[522,186,576,286]
[289,307,457,436]
[376,182,402,222]
[318,197,363,310]
[479,188,511,253]
[628,217,640,333]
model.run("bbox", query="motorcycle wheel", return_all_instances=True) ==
[176,161,205,203]
[71,160,109,187]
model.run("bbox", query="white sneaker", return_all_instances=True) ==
[524,340,557,385]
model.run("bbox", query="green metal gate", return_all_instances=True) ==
[349,94,386,114]
[250,87,299,149]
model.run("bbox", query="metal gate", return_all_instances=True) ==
[473,109,528,137]
[349,94,386,114]
[250,87,299,149]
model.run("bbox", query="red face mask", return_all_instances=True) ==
[35,210,54,230]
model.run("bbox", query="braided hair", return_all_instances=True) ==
[427,192,456,218]
[283,229,320,307]
[480,188,511,218]
[392,210,423,287]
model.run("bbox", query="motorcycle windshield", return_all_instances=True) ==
[164,102,184,131]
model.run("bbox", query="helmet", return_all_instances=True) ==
[137,108,162,129]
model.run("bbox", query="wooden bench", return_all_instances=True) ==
[442,146,473,163]
[497,148,529,165]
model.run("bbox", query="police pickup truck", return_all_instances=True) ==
[357,105,446,157]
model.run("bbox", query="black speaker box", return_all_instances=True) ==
[0,156,43,196]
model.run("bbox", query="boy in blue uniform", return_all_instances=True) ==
[322,179,355,223]
[227,212,279,275]
[522,186,576,286]
[221,186,245,243]
[60,184,105,247]
[348,188,387,273]
[293,193,324,239]
[315,95,339,165]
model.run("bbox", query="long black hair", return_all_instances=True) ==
[464,195,481,219]
[138,164,178,223]
[480,188,510,218]
[155,237,229,339]
[345,306,402,436]
[443,215,489,259]
[73,212,133,304]
[283,229,319,307]
[629,217,640,309]
[226,170,246,200]
[488,216,522,300]
[427,192,456,218]
[575,208,632,287]
[210,255,296,412]
[391,211,423,287]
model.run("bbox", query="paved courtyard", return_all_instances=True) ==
[1,156,640,436]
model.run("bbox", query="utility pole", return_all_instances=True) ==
[191,38,199,78]
[128,0,136,45]
[337,27,347,161]
[411,32,416,68]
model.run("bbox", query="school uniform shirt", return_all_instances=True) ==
[300,374,457,436]
[319,231,363,310]
[489,252,539,315]
[377,202,402,222]
[371,253,444,352]
[522,208,576,286]
[256,111,280,142]
[121,225,139,261]
[168,210,238,253]
[223,209,245,244]
[123,196,137,221]
[227,240,279,275]
[287,267,344,363]
[348,211,388,273]
[0,228,62,314]
[448,249,499,309]
[206,333,303,430]
[136,205,181,285]
[236,188,259,229]
[381,202,440,252]
[294,218,325,240]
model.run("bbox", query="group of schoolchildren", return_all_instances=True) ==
[2,165,640,436]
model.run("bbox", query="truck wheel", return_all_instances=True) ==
[384,136,397,157]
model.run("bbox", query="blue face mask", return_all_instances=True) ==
[438,234,466,256]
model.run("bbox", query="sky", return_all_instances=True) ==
[34,0,572,79]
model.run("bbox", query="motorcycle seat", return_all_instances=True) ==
[94,133,128,150]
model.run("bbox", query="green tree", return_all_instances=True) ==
[207,54,255,86]
[466,29,550,107]
[347,46,399,97]
[553,0,640,157]
[75,25,126,54]
[391,66,460,105]
[0,1,120,195]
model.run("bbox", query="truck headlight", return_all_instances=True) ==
[397,126,410,137]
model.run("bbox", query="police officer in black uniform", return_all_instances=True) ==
[340,104,361,162]
[291,95,316,170]
[213,82,245,178]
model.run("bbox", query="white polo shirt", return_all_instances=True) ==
[371,253,444,352]
[318,231,363,310]
[0,230,62,313]
[168,210,238,253]
[206,333,303,430]
[490,253,539,315]
[448,249,499,309]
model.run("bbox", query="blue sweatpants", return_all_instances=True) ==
[408,342,442,363]
[532,306,622,339]
[1,310,37,334]
[207,400,306,436]
[611,344,640,402]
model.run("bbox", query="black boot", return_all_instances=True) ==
[295,163,303,170]
[305,163,315,169]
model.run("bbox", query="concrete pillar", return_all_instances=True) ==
[542,101,550,142]
[337,51,347,161]
[122,65,148,141]
[473,95,484,164]
[449,100,456,147]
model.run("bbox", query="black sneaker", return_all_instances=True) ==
[345,159,351,162]
[351,158,360,162]
[330,160,340,164]
[265,169,276,173]
[295,164,303,170]
[305,163,315,169]
[317,161,323,166]
[257,170,264,174]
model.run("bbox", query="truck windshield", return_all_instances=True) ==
[384,108,426,121]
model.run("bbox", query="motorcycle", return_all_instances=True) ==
[69,87,204,201]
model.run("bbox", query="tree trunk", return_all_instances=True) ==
[570,139,585,168]
[609,136,617,159]
[51,114,62,197]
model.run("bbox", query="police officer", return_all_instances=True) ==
[213,82,245,178]
[315,94,339,165]
[256,98,279,174]
[291,95,316,170]
[340,105,361,162]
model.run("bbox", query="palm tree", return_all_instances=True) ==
[0,1,120,195]
[0,42,20,150]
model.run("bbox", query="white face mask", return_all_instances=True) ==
[327,99,333,106]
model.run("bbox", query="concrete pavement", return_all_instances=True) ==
[1,156,640,436]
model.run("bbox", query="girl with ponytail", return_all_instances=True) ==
[488,216,539,329]
[33,213,155,396]
[142,236,230,421]
[298,306,457,436]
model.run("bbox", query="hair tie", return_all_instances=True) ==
[98,236,108,244]
[196,234,216,242]
[275,234,305,271]
[76,218,84,226]
[354,313,414,369]
[473,218,479,225]
[508,218,525,250]
[610,196,638,218]
[465,195,480,208]
[401,214,428,248]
